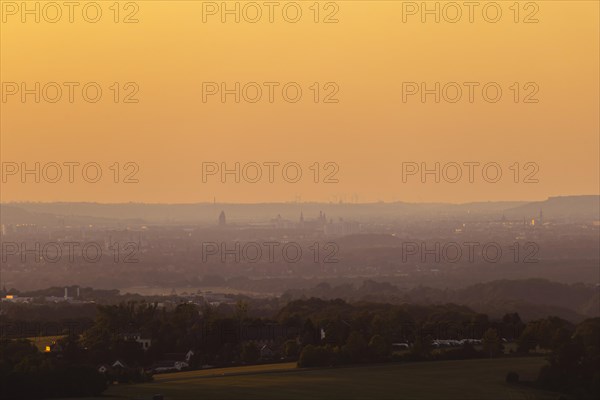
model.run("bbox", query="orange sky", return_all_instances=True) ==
[1,1,599,203]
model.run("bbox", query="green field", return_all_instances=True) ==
[97,357,561,400]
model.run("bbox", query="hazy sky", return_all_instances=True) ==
[1,1,598,203]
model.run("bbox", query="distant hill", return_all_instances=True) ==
[503,195,599,221]
[284,278,600,322]
[406,279,599,322]
[2,196,597,225]
[0,204,142,227]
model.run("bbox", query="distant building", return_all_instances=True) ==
[324,218,361,236]
[259,344,275,360]
[218,211,226,226]
[2,295,32,303]
[120,332,152,350]
[151,359,189,373]
[97,364,110,374]
[111,360,128,369]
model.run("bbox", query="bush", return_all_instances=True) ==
[284,340,300,359]
[0,364,107,399]
[506,371,519,384]
[298,345,334,368]
[342,332,368,363]
[241,342,260,364]
[368,335,389,362]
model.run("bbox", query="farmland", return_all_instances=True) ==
[99,357,560,400]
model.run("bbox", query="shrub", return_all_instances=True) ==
[506,371,519,384]
[298,345,333,368]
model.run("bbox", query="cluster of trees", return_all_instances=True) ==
[1,295,598,399]
[279,298,520,343]
[0,339,106,400]
[534,318,600,399]
[298,332,399,367]
[505,316,600,399]
[283,279,599,322]
[79,300,294,367]
[285,299,509,367]
[19,298,582,370]
[282,297,599,400]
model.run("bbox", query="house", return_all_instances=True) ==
[45,341,64,353]
[151,360,189,373]
[164,350,194,364]
[112,360,128,369]
[97,361,127,374]
[97,364,110,374]
[120,332,152,350]
[260,344,275,360]
[137,337,152,350]
[392,343,410,350]
[151,351,193,373]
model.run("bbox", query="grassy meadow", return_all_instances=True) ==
[95,357,561,400]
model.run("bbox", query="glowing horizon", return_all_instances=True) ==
[1,1,598,203]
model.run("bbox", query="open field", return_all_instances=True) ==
[97,357,561,400]
[153,362,297,381]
